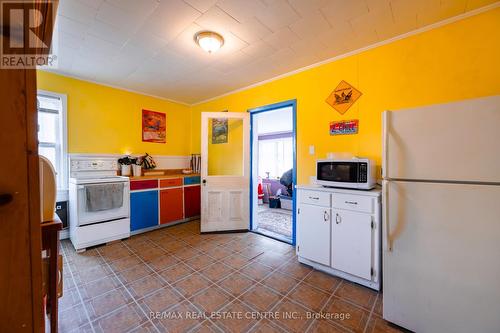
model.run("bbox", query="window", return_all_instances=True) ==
[258,137,293,179]
[37,91,67,191]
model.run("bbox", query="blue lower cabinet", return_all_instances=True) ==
[130,190,158,232]
[184,176,201,185]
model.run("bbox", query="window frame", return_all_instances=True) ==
[37,89,68,192]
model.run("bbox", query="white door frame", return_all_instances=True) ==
[200,112,250,232]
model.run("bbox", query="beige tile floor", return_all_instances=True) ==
[59,220,406,333]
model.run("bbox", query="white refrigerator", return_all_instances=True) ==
[382,95,500,333]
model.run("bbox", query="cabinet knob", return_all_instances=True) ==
[335,213,342,224]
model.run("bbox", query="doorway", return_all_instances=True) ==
[249,100,296,244]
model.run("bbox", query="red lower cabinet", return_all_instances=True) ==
[160,188,183,224]
[184,185,201,218]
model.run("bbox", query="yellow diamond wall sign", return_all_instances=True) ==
[325,80,362,115]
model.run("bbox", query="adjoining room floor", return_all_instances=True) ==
[59,220,402,333]
[255,206,292,243]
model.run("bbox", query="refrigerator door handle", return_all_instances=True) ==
[383,180,393,251]
[382,111,389,179]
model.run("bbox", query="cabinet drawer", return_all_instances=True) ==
[159,178,182,188]
[184,176,201,185]
[130,179,158,191]
[299,190,330,207]
[332,193,373,213]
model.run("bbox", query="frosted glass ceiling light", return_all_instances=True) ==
[194,31,224,53]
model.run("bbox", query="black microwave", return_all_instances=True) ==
[316,158,376,189]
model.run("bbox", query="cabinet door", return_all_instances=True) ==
[184,185,201,218]
[332,209,372,280]
[297,204,331,266]
[160,188,183,224]
[130,190,159,231]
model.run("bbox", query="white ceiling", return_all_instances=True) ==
[47,0,497,104]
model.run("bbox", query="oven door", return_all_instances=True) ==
[317,161,359,184]
[76,181,130,226]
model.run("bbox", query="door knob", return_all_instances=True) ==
[202,179,207,186]
[0,193,13,206]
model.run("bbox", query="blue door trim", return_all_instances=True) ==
[248,99,297,245]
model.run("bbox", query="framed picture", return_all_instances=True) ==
[142,109,166,143]
[212,118,228,144]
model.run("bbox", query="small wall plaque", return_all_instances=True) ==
[325,80,362,115]
[330,119,359,135]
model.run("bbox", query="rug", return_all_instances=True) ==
[256,209,292,238]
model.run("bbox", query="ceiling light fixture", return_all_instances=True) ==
[194,31,224,54]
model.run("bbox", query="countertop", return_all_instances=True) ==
[129,173,200,181]
[296,184,382,197]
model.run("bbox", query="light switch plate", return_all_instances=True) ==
[309,145,315,155]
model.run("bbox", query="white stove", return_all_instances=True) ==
[69,157,130,251]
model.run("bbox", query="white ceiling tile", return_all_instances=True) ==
[56,15,89,39]
[321,0,369,25]
[216,0,268,22]
[80,34,121,58]
[58,31,84,50]
[140,0,201,42]
[58,0,98,25]
[126,27,168,56]
[417,0,466,27]
[263,27,301,50]
[287,0,332,17]
[390,0,418,31]
[95,2,151,31]
[195,6,239,32]
[184,0,217,13]
[87,19,131,46]
[289,10,331,40]
[229,17,272,44]
[255,1,300,32]
[78,0,104,10]
[212,50,253,73]
[241,40,276,59]
[289,36,327,58]
[106,0,159,16]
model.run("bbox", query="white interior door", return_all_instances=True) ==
[201,112,249,232]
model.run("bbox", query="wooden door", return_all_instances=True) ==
[331,209,372,280]
[0,1,56,331]
[200,112,249,232]
[297,204,331,266]
[160,188,183,224]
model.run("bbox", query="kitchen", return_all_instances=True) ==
[1,1,499,333]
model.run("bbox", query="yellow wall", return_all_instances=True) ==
[36,71,191,156]
[190,8,500,184]
[207,118,243,176]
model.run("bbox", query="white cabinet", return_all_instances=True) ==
[331,209,372,280]
[297,204,331,266]
[296,185,381,290]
